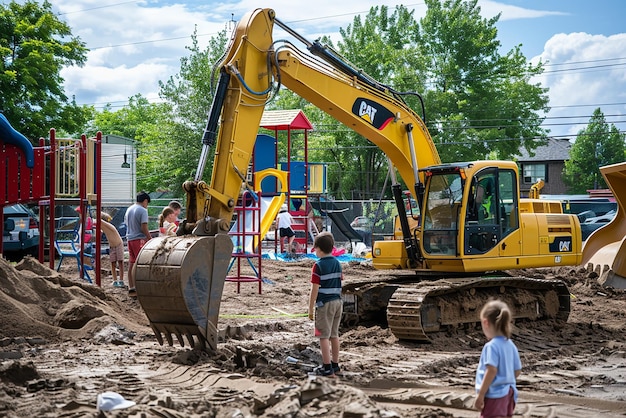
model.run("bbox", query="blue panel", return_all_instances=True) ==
[280,161,307,194]
[253,134,277,193]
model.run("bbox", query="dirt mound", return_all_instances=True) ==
[0,257,147,342]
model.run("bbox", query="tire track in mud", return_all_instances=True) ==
[331,319,626,417]
[364,385,626,417]
[7,331,626,418]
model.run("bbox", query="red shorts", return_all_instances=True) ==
[128,239,146,264]
[481,387,515,418]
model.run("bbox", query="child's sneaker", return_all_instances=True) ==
[332,364,342,376]
[314,365,335,377]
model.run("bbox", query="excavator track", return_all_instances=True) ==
[342,276,570,342]
[387,277,570,342]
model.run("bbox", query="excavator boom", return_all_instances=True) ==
[135,9,277,349]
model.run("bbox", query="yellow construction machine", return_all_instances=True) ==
[134,8,626,349]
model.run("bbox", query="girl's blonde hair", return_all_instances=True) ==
[481,300,513,338]
[159,207,175,227]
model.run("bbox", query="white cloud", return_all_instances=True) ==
[50,0,626,143]
[478,0,567,20]
[55,0,415,108]
[54,0,225,107]
[61,62,171,107]
[532,33,626,137]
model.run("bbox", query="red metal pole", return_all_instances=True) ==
[95,132,102,286]
[78,134,87,281]
[48,129,57,270]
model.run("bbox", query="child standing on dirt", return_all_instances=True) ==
[99,212,125,288]
[308,231,343,377]
[276,204,296,253]
[474,300,522,418]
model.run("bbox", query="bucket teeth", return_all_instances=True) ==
[164,330,174,346]
[150,323,206,348]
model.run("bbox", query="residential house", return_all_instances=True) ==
[515,137,571,197]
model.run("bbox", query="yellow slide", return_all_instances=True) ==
[581,162,626,288]
[256,168,288,242]
[260,194,285,240]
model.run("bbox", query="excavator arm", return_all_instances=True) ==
[134,8,445,349]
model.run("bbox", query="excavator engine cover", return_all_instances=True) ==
[135,234,233,350]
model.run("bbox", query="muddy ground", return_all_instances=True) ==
[0,252,625,417]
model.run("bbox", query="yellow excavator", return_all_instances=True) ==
[134,8,626,349]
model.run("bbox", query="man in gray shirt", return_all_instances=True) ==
[125,191,152,298]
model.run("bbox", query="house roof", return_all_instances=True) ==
[515,137,571,162]
[260,109,313,130]
[103,134,135,146]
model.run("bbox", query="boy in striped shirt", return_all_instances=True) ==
[308,232,343,376]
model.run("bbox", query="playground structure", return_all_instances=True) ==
[2,108,343,292]
[224,109,338,290]
[0,115,103,285]
[255,109,322,253]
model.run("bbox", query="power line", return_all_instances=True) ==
[55,2,626,128]
[57,1,141,15]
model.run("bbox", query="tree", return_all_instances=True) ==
[92,29,229,196]
[330,5,426,199]
[154,29,229,194]
[299,1,550,198]
[563,108,625,193]
[417,0,549,162]
[0,0,90,141]
[89,95,179,194]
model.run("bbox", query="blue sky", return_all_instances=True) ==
[36,0,626,139]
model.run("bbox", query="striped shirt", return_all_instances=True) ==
[311,255,343,304]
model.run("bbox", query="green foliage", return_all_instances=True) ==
[418,0,549,162]
[0,0,90,141]
[153,29,229,192]
[90,30,229,197]
[91,95,181,194]
[331,5,425,199]
[289,0,550,199]
[563,108,626,193]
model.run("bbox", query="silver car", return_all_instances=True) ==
[3,203,40,256]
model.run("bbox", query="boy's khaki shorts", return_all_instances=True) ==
[314,298,343,339]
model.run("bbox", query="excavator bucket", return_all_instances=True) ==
[135,234,233,349]
[581,162,626,289]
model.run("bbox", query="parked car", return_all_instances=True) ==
[580,210,616,241]
[2,203,40,257]
[583,210,616,225]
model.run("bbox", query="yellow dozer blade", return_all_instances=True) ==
[135,234,233,349]
[581,162,626,289]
